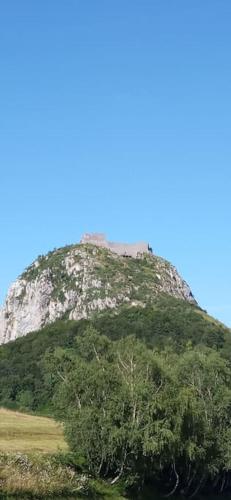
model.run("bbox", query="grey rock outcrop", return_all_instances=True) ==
[0,240,196,344]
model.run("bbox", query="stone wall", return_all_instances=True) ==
[80,233,152,258]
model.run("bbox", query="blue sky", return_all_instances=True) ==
[1,1,231,325]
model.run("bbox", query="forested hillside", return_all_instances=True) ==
[1,296,231,496]
[0,296,229,414]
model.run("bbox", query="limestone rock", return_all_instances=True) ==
[0,242,196,344]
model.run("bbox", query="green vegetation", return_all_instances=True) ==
[94,296,228,350]
[0,297,229,415]
[44,328,231,496]
[0,296,231,497]
[0,453,127,498]
[91,249,165,299]
[20,244,79,303]
[0,410,126,498]
[18,243,184,309]
[20,244,76,282]
[0,452,87,498]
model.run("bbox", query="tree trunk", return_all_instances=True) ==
[164,462,179,497]
[189,473,206,498]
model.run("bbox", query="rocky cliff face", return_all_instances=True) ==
[0,243,196,344]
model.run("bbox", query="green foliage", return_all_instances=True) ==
[0,297,229,415]
[44,330,231,494]
[0,294,231,495]
[94,297,228,350]
[18,242,190,309]
[20,244,76,282]
[20,244,80,303]
[91,250,164,300]
[0,452,89,497]
[16,389,34,410]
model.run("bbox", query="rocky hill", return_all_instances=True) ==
[0,237,195,344]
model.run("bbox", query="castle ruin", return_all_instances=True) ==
[80,233,153,258]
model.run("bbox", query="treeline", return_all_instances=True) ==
[45,327,231,496]
[0,297,230,413]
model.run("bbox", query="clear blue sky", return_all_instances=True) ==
[1,1,231,326]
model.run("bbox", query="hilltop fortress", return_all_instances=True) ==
[80,233,153,258]
[0,234,196,345]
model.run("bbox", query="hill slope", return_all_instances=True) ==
[0,242,195,344]
[0,296,229,413]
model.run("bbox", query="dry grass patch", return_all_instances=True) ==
[0,453,87,497]
[0,408,68,453]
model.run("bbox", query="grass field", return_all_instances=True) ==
[0,408,68,453]
[0,408,126,497]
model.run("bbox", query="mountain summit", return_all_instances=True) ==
[0,234,195,344]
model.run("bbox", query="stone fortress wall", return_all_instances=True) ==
[81,233,152,258]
